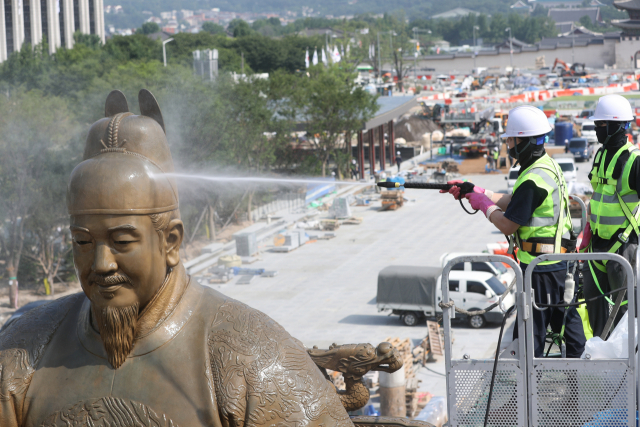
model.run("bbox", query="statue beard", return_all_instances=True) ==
[88,271,140,369]
[93,302,140,369]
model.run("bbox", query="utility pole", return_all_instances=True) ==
[241,52,244,75]
[163,37,174,67]
[505,27,513,71]
[377,31,382,82]
[411,27,431,79]
[414,49,417,86]
[473,25,479,72]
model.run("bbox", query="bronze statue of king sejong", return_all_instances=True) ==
[0,90,352,427]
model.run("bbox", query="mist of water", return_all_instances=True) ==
[166,173,373,187]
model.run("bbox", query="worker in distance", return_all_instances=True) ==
[579,94,637,337]
[442,105,585,357]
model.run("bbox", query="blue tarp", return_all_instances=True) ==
[305,178,336,204]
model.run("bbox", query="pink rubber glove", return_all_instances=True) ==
[578,222,591,252]
[439,180,463,195]
[440,180,485,200]
[465,192,495,216]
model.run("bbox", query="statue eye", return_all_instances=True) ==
[73,237,91,246]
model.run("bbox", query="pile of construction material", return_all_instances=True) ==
[380,191,404,211]
[383,323,445,417]
[272,229,309,252]
[383,337,426,417]
[394,114,442,144]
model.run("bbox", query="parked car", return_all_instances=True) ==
[505,166,519,192]
[440,252,516,288]
[553,154,577,183]
[568,137,593,161]
[376,266,515,328]
[581,121,597,144]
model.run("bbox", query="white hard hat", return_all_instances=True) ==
[396,151,400,155]
[589,94,634,121]
[501,105,552,138]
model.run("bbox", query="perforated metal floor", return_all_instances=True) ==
[450,363,524,427]
[531,364,633,427]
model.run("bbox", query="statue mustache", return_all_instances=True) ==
[89,272,132,286]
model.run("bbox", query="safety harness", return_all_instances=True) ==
[586,142,640,305]
[511,155,576,262]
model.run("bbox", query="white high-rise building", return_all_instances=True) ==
[0,0,105,63]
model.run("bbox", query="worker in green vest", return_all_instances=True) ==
[492,146,500,169]
[443,105,584,357]
[579,94,637,337]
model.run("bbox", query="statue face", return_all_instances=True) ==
[70,214,168,310]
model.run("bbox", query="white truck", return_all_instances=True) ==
[581,121,597,144]
[376,266,514,328]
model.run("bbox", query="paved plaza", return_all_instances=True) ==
[208,172,511,396]
[209,158,592,398]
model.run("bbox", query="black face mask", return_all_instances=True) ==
[509,137,532,161]
[595,126,609,144]
[595,121,627,145]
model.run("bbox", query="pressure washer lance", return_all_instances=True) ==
[376,181,479,215]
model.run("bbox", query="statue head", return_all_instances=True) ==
[67,89,184,368]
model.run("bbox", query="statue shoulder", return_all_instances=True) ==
[0,293,82,403]
[207,298,351,427]
[0,293,83,360]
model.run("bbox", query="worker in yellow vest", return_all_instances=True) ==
[443,105,585,357]
[579,94,637,337]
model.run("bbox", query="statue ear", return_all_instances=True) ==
[104,90,129,117]
[139,89,166,134]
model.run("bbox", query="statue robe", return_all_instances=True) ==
[0,265,351,427]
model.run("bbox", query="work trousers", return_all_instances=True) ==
[513,268,586,358]
[583,242,636,338]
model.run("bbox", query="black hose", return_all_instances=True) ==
[484,304,517,427]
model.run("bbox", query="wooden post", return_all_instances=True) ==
[368,129,376,177]
[389,120,396,166]
[379,124,386,170]
[358,130,365,180]
[379,368,406,417]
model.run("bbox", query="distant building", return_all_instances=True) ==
[0,0,105,63]
[612,0,640,66]
[431,8,480,20]
[612,0,640,36]
[511,1,532,13]
[548,7,602,26]
[528,0,583,6]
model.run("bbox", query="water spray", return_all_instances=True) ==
[167,173,373,187]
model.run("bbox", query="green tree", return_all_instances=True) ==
[202,22,225,35]
[298,65,379,176]
[0,90,79,306]
[229,19,253,38]
[139,21,160,34]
